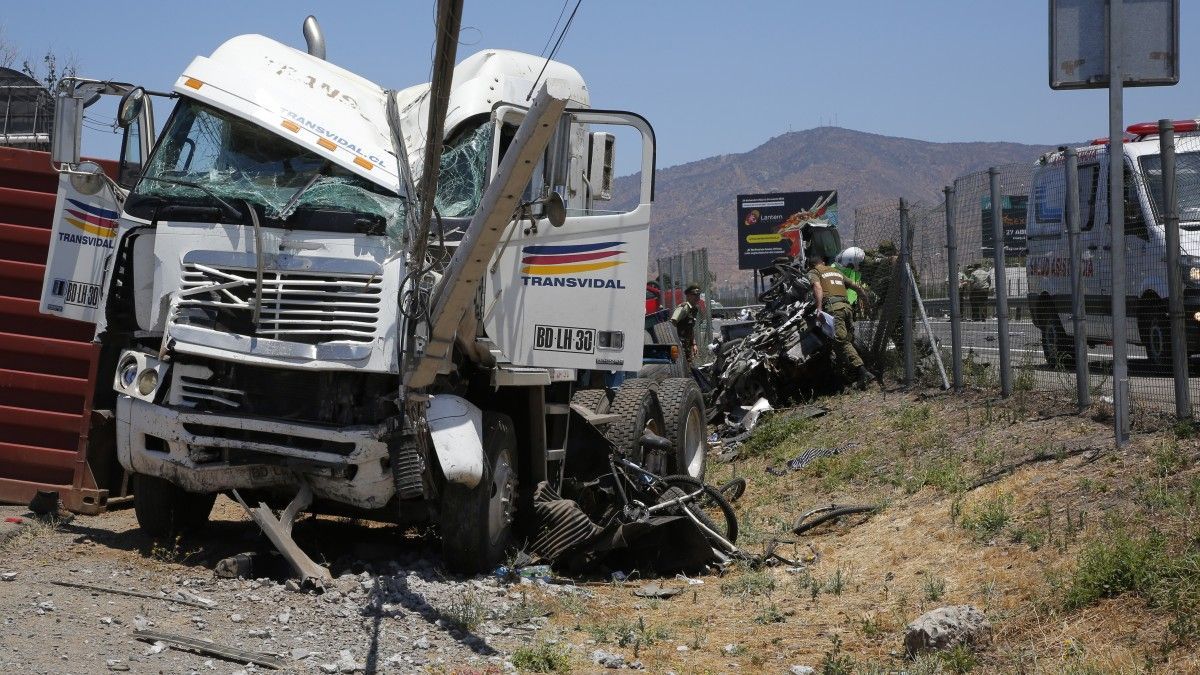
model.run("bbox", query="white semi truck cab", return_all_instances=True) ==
[1027,120,1200,367]
[40,21,666,573]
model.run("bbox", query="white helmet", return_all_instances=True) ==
[837,247,865,267]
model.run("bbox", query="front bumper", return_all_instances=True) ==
[115,396,395,510]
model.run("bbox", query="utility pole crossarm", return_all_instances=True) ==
[404,79,571,389]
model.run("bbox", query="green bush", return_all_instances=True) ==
[960,494,1013,541]
[1063,530,1199,611]
[511,641,572,672]
[743,414,814,458]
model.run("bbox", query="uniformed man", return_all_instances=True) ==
[835,246,867,319]
[808,255,873,389]
[671,284,702,364]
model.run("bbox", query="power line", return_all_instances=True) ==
[526,0,582,101]
[539,0,571,57]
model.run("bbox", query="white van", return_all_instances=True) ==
[1027,120,1200,366]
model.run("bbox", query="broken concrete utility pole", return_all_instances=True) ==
[406,80,571,388]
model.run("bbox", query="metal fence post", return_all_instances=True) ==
[1064,147,1090,412]
[700,248,713,348]
[989,167,1012,397]
[1159,119,1191,419]
[944,186,962,391]
[900,198,914,386]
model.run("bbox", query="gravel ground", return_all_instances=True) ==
[0,500,584,674]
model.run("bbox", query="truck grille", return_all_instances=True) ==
[178,263,383,344]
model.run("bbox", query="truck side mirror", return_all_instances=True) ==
[51,92,83,166]
[587,131,615,201]
[117,87,146,128]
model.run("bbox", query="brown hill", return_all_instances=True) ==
[614,126,1053,285]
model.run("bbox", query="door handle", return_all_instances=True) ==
[1087,245,1099,251]
[1102,245,1111,251]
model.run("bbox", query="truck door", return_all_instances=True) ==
[40,81,155,324]
[483,108,654,373]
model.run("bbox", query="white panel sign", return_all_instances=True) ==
[1049,0,1179,89]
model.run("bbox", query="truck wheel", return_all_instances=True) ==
[570,387,610,414]
[604,378,665,467]
[637,363,676,382]
[1040,314,1074,368]
[656,378,707,479]
[651,320,681,346]
[1139,302,1171,368]
[440,412,518,574]
[133,474,216,537]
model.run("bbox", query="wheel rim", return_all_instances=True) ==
[681,405,705,479]
[487,449,516,548]
[1044,322,1060,357]
[1149,321,1168,363]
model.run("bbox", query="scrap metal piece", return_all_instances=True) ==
[50,580,216,610]
[633,582,682,599]
[133,629,286,669]
[232,484,331,590]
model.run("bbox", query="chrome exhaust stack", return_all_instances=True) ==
[302,16,325,60]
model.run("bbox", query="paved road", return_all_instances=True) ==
[914,318,1193,413]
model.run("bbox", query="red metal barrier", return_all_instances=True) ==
[0,146,115,513]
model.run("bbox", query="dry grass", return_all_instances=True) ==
[542,386,1200,672]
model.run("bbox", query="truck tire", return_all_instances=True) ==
[132,474,216,537]
[1139,300,1171,368]
[604,378,665,466]
[656,378,707,479]
[440,412,518,574]
[651,320,681,346]
[1040,314,1074,368]
[650,320,691,377]
[570,387,609,415]
[637,363,676,382]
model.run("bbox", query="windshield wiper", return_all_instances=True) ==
[278,161,332,221]
[138,176,243,221]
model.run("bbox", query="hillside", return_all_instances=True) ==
[615,126,1053,284]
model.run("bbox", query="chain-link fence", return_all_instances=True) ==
[654,248,715,354]
[848,127,1200,432]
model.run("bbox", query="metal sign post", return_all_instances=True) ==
[1108,0,1130,444]
[1050,0,1179,444]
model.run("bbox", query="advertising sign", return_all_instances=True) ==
[736,191,837,270]
[980,194,1029,259]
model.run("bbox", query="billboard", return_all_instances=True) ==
[736,191,838,270]
[981,194,1029,258]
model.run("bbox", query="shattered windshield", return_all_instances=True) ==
[434,122,492,218]
[127,99,405,240]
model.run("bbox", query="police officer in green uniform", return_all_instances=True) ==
[671,284,702,364]
[808,255,873,389]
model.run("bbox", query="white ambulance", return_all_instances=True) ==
[1027,120,1200,366]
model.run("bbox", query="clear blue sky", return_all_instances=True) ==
[1,1,1194,169]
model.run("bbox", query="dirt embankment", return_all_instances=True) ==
[2,385,1198,674]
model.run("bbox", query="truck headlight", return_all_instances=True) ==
[112,349,167,402]
[1190,267,1200,284]
[136,369,159,396]
[119,357,139,388]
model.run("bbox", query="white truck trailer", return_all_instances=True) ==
[39,18,693,575]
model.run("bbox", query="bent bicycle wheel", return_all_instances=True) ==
[654,474,738,545]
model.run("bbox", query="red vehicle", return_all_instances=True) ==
[645,281,706,314]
